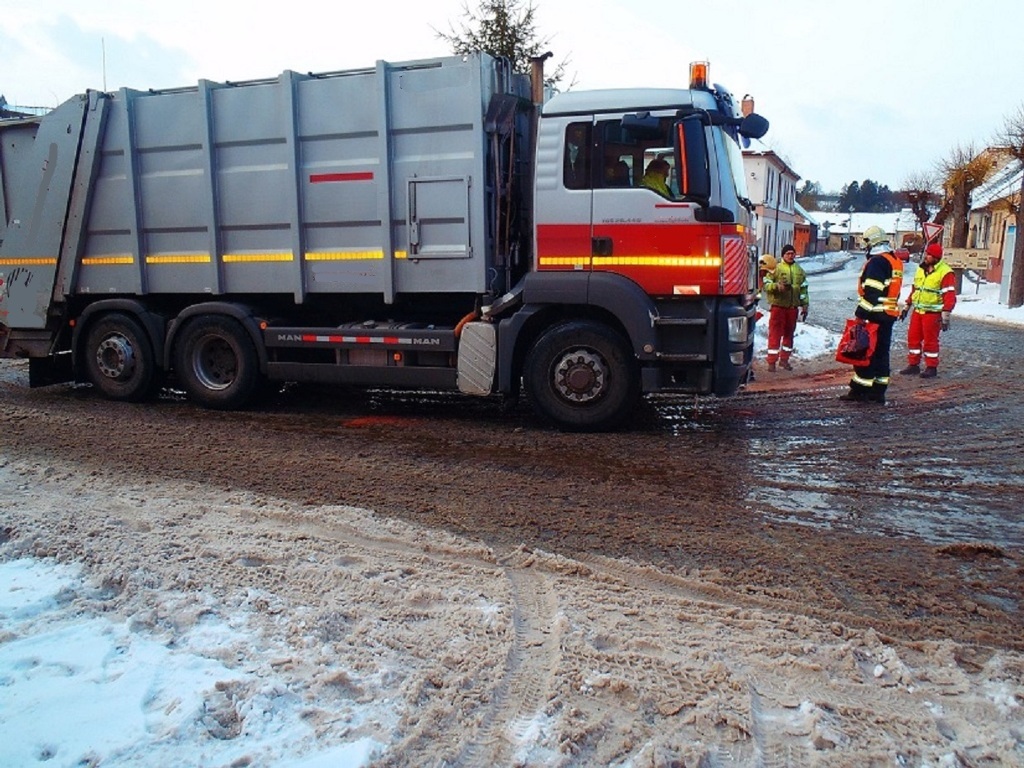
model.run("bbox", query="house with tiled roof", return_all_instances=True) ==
[967,156,1022,283]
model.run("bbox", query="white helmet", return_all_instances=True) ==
[862,225,889,248]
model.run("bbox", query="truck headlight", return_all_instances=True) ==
[727,316,747,343]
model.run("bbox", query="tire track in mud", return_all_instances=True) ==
[447,562,562,768]
[249,507,566,768]
[573,550,824,617]
[746,685,808,768]
[743,673,917,767]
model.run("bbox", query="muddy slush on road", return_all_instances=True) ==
[1,271,1022,764]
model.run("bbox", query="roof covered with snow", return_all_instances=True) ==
[972,160,1023,210]
[811,208,918,235]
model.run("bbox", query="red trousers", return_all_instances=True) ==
[906,311,943,369]
[766,306,798,364]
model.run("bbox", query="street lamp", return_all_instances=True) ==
[848,205,855,250]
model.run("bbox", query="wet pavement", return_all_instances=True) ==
[1,254,1021,649]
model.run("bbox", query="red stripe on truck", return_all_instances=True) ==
[309,172,374,183]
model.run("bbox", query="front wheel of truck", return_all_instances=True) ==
[84,313,159,402]
[524,320,639,432]
[174,316,260,410]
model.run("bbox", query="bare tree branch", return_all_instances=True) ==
[933,143,997,246]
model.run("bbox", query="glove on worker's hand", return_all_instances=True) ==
[941,311,951,331]
[800,307,808,322]
[899,305,910,322]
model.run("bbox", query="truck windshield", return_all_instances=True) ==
[722,132,749,201]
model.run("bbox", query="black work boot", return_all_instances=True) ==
[899,364,921,375]
[920,367,938,379]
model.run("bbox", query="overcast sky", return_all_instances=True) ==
[2,0,1020,192]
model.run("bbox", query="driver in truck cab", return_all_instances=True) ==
[639,158,672,197]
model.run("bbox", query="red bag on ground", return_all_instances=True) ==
[835,318,878,365]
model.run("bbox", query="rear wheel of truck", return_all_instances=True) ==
[174,316,260,410]
[84,313,158,402]
[524,320,639,431]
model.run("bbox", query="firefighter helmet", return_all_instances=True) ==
[759,254,777,271]
[862,225,888,248]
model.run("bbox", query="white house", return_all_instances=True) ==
[742,143,800,258]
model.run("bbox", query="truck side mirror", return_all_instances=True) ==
[676,116,711,203]
[738,113,769,140]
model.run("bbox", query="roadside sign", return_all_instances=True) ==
[944,248,989,270]
[922,222,943,242]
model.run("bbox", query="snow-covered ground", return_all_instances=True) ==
[0,557,381,767]
[2,256,1022,767]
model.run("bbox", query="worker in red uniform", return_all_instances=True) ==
[840,226,903,404]
[899,242,957,378]
[762,244,808,371]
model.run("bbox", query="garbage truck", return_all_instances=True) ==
[0,53,768,431]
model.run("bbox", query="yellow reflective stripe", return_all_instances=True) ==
[9,250,418,269]
[852,373,875,386]
[539,256,590,266]
[82,256,135,265]
[222,252,294,263]
[304,250,406,260]
[305,250,384,261]
[592,256,721,267]
[863,277,886,290]
[0,257,57,266]
[85,254,219,265]
[540,255,721,267]
[147,254,211,264]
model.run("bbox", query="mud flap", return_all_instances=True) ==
[457,322,496,396]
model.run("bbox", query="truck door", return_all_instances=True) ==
[534,120,594,273]
[590,114,716,296]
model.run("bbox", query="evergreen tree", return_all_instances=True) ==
[436,1,573,88]
[837,179,897,212]
[837,181,860,212]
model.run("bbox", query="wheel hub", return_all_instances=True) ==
[95,335,135,381]
[554,350,607,403]
[192,336,237,391]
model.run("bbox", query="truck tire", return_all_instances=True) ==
[524,320,639,431]
[174,316,260,410]
[84,313,158,402]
